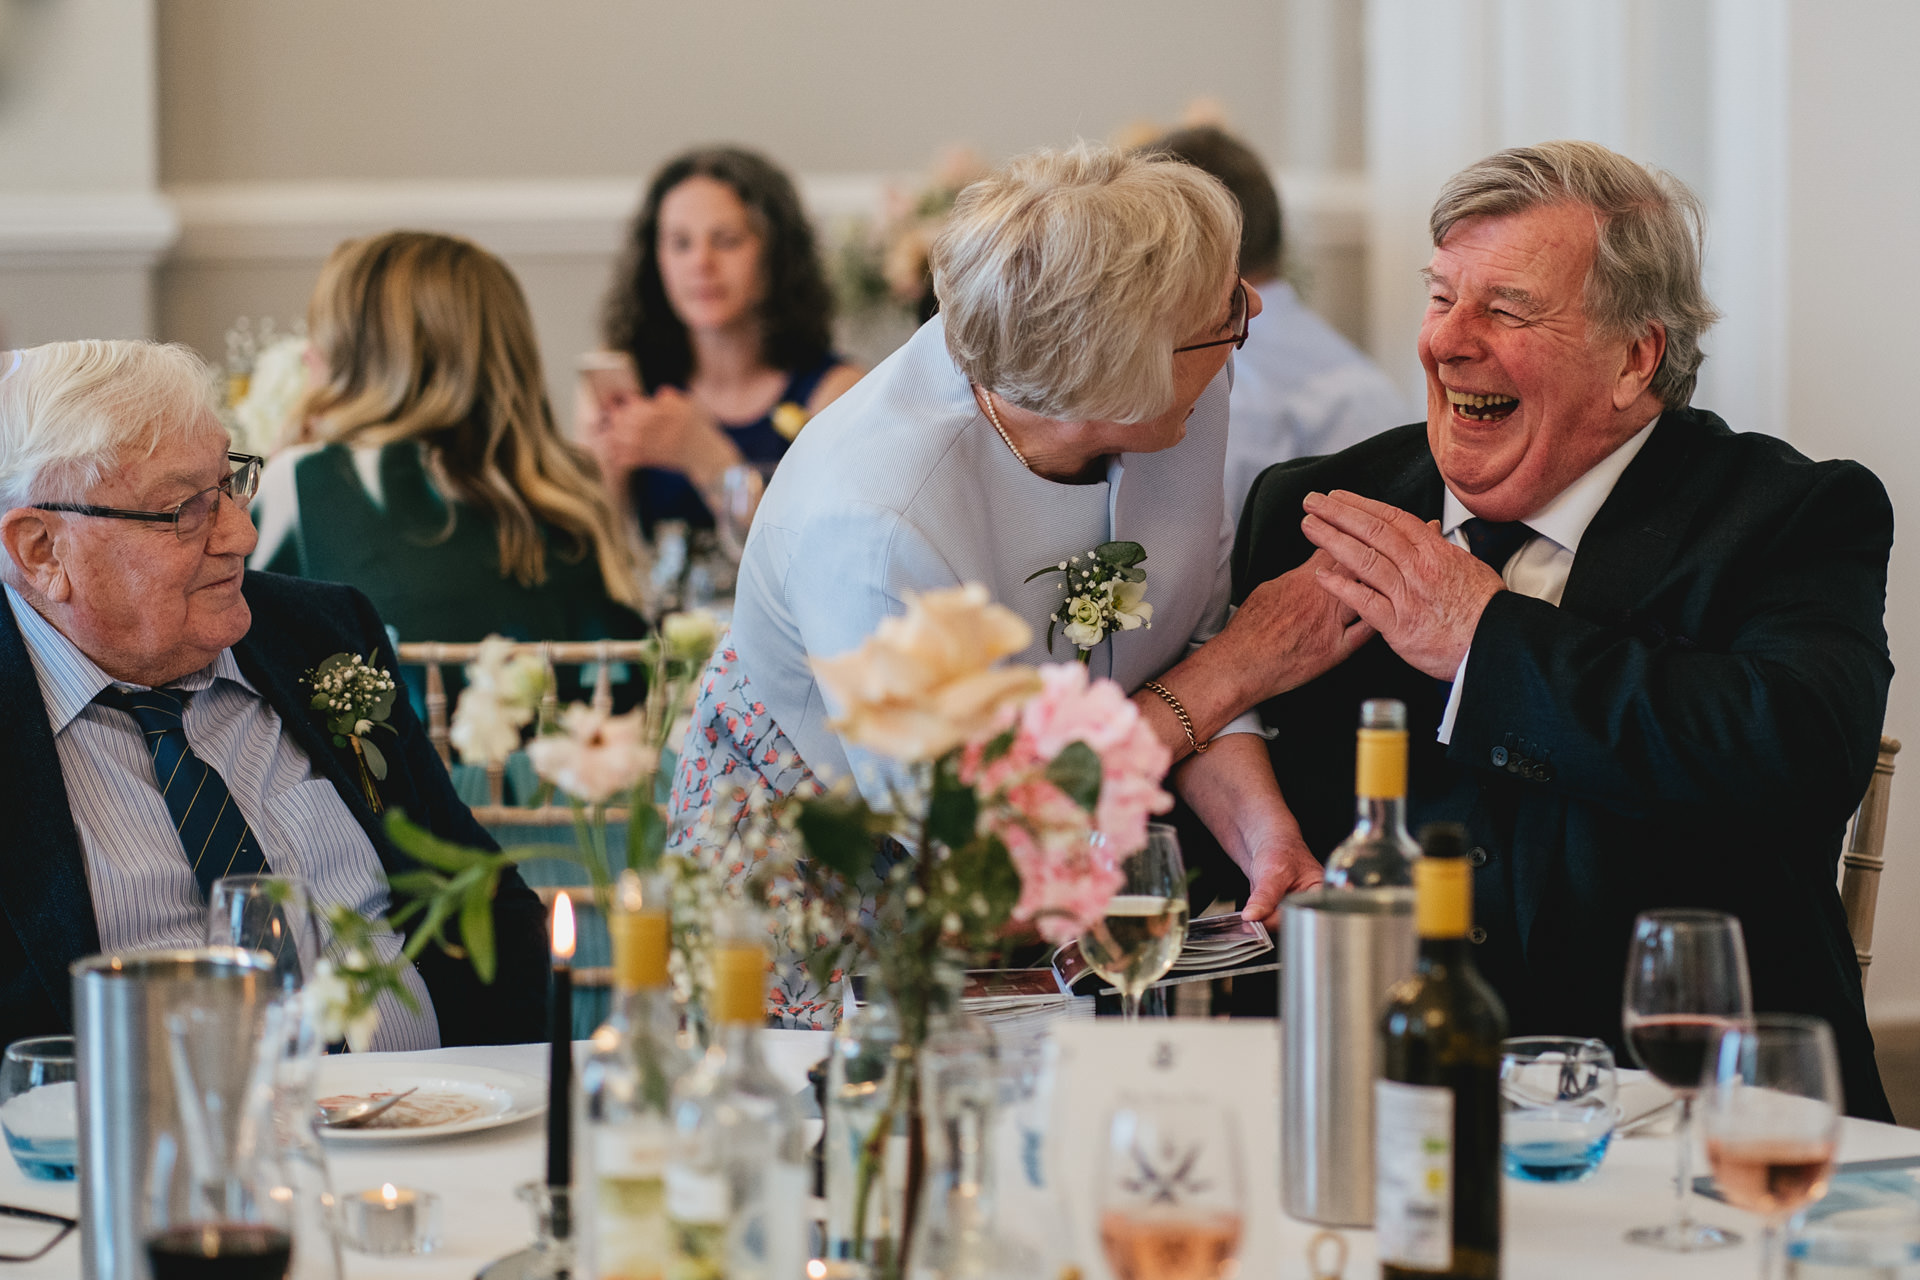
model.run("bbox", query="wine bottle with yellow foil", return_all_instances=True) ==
[1375,824,1508,1279]
[1323,698,1421,889]
[583,871,692,1280]
[665,909,808,1280]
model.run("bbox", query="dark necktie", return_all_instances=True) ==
[94,684,270,900]
[1460,517,1535,575]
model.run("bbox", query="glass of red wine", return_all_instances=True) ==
[1621,908,1754,1251]
[144,1005,296,1280]
[1700,1015,1843,1280]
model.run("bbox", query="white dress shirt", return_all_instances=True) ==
[1436,417,1659,743]
[5,585,438,1049]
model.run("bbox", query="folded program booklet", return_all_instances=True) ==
[1051,911,1276,995]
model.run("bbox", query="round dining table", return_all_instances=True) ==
[7,1032,1917,1280]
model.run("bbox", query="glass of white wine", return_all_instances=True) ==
[1079,824,1189,1021]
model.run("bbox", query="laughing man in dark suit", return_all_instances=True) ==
[1234,141,1894,1119]
[0,339,547,1050]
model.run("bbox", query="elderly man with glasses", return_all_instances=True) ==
[0,340,548,1051]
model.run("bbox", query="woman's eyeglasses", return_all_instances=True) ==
[1174,280,1251,354]
[0,1203,76,1262]
[32,452,263,541]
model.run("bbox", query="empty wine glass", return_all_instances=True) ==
[1701,1015,1843,1280]
[1621,909,1754,1251]
[209,875,324,993]
[1099,1096,1243,1280]
[1078,825,1189,1021]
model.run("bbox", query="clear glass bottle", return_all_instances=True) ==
[1323,698,1421,889]
[583,871,690,1280]
[666,911,808,1280]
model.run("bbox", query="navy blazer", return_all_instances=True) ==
[0,571,549,1048]
[1236,408,1896,1120]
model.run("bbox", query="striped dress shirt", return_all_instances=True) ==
[4,585,437,1050]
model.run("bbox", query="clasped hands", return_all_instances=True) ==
[579,384,740,488]
[1300,489,1505,680]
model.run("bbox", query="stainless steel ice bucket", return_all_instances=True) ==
[1280,887,1416,1226]
[73,947,277,1280]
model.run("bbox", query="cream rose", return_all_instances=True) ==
[812,584,1041,761]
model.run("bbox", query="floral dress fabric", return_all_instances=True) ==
[668,627,837,1029]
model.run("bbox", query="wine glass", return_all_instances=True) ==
[1621,908,1754,1251]
[1098,1096,1243,1280]
[1699,1015,1843,1280]
[209,875,324,994]
[1079,825,1189,1021]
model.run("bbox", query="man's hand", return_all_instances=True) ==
[1302,489,1505,680]
[1217,550,1376,707]
[1241,831,1324,929]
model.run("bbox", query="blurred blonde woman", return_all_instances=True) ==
[252,231,646,687]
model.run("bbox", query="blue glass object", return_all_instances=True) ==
[1502,1133,1612,1183]
[3,1126,76,1181]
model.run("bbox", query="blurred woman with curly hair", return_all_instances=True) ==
[582,146,862,538]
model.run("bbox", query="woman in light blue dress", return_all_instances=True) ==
[671,144,1372,1025]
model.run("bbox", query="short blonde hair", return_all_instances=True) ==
[0,340,218,513]
[931,143,1241,423]
[1432,140,1720,408]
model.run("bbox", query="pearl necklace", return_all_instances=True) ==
[976,387,1030,470]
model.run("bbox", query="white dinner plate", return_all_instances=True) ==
[312,1056,546,1142]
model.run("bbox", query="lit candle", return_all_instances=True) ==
[547,893,576,1212]
[340,1183,441,1255]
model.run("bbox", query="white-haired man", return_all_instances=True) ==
[0,340,547,1050]
[1234,141,1893,1121]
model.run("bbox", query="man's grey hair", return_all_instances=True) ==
[0,340,220,512]
[931,142,1241,424]
[1431,140,1721,409]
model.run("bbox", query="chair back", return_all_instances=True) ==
[1842,735,1902,990]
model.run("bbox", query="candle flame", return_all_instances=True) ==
[807,1262,828,1280]
[381,1183,398,1205]
[553,892,576,959]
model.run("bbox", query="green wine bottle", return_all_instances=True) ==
[1375,823,1508,1279]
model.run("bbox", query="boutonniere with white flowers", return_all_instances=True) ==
[304,652,399,813]
[1026,540,1153,663]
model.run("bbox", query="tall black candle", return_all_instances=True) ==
[546,892,575,1199]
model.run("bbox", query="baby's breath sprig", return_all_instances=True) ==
[304,651,399,812]
[1025,539,1153,662]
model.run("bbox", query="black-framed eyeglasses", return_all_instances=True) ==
[0,1203,77,1262]
[1174,280,1251,354]
[32,452,262,541]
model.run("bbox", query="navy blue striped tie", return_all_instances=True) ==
[95,685,270,900]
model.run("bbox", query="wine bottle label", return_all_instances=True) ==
[1375,1079,1454,1269]
[664,1165,729,1224]
[1356,728,1409,798]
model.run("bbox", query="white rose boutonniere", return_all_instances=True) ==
[1027,540,1151,663]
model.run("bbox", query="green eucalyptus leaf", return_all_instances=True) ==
[794,792,885,880]
[1045,740,1103,813]
[360,738,388,781]
[310,693,330,711]
[459,869,498,985]
[383,811,492,874]
[979,728,1016,766]
[1022,564,1064,584]
[926,767,979,852]
[1095,540,1147,567]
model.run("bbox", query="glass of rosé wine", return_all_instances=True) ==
[1098,1096,1243,1280]
[1700,1015,1843,1280]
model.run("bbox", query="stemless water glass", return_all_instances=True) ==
[1621,909,1754,1251]
[1700,1015,1843,1280]
[1499,1036,1617,1183]
[1079,825,1190,1021]
[1099,1097,1244,1280]
[0,1036,77,1181]
[209,875,324,993]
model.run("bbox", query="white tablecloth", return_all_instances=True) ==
[9,1032,1918,1280]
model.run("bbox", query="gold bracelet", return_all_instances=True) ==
[1141,680,1210,755]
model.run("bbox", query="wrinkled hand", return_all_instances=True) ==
[1241,831,1324,929]
[1302,490,1504,679]
[1221,550,1375,706]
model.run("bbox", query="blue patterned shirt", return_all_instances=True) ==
[4,585,437,1050]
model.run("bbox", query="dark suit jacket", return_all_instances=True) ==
[0,571,549,1049]
[1237,408,1895,1120]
